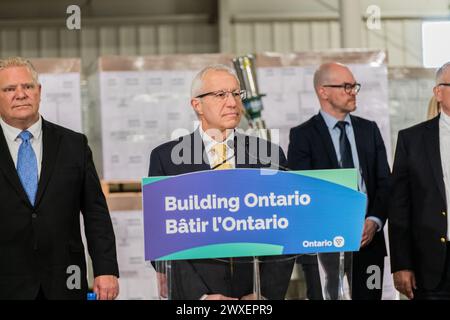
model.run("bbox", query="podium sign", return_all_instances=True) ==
[142,169,366,261]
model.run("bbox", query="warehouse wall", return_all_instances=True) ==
[1,0,449,68]
[0,0,217,74]
[228,0,450,66]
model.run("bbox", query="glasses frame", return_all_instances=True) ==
[438,83,450,87]
[322,82,361,94]
[195,89,247,101]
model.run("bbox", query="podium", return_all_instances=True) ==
[155,256,297,300]
[143,169,365,300]
[154,253,353,300]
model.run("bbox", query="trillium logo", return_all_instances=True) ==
[333,236,345,248]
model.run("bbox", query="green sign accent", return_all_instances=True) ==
[143,168,358,190]
[142,176,169,186]
[292,168,358,190]
[157,243,284,261]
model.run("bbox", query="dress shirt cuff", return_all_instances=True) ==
[366,216,383,232]
[200,294,208,300]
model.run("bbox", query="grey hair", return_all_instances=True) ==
[190,64,239,98]
[436,62,450,84]
[0,57,39,84]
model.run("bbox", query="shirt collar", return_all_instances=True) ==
[198,124,235,154]
[320,110,352,130]
[0,115,42,142]
[440,110,450,130]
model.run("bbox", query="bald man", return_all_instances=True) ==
[287,62,390,299]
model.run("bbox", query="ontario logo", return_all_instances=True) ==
[333,236,345,248]
[302,236,345,248]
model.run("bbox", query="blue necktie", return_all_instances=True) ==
[17,130,38,205]
[335,121,354,169]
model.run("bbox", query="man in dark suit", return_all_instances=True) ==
[288,62,390,299]
[389,62,450,300]
[0,57,119,300]
[149,64,294,300]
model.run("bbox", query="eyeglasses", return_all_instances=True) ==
[322,82,361,94]
[438,83,450,87]
[196,90,247,101]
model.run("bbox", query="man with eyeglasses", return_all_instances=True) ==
[148,64,294,300]
[389,61,450,300]
[287,62,390,300]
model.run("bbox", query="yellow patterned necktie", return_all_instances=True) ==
[211,143,232,170]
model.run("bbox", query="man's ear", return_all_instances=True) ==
[317,86,328,100]
[37,84,42,103]
[191,98,202,115]
[433,85,442,103]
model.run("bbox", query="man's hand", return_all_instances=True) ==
[393,270,416,299]
[156,272,168,298]
[93,275,119,300]
[360,219,378,248]
[203,294,238,300]
[240,293,267,300]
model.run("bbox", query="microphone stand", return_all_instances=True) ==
[232,134,292,300]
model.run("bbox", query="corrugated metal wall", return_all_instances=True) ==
[0,14,427,68]
[231,17,423,66]
[0,16,218,73]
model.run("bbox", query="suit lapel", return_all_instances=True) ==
[189,130,210,172]
[313,113,339,167]
[0,125,31,206]
[35,119,61,207]
[351,116,369,184]
[425,116,446,201]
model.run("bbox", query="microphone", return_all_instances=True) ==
[209,138,236,170]
[233,134,291,172]
[210,156,234,170]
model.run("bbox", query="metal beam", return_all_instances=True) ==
[339,0,362,48]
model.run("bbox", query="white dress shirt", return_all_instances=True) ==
[439,111,450,239]
[199,125,235,169]
[0,116,43,178]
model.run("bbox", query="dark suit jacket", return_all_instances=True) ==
[0,119,119,300]
[389,115,448,290]
[288,113,390,258]
[149,130,295,300]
